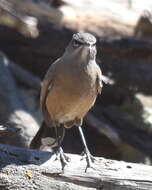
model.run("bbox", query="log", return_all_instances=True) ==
[0,143,151,190]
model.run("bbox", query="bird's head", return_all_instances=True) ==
[65,32,97,61]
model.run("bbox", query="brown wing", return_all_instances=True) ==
[40,58,60,126]
[38,58,65,149]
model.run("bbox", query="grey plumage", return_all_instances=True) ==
[30,32,103,170]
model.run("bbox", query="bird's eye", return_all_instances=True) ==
[73,40,83,48]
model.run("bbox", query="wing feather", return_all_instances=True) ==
[40,58,60,126]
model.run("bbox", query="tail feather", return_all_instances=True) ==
[30,121,65,150]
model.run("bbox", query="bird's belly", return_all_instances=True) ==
[46,83,97,124]
[59,94,96,123]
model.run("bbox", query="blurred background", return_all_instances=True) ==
[0,0,152,165]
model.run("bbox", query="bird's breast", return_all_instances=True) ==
[46,60,98,124]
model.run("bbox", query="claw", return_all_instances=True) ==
[55,147,70,171]
[81,148,97,172]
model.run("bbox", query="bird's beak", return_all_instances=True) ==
[88,45,96,60]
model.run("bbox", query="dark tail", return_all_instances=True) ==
[30,121,65,150]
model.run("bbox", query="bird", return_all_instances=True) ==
[30,32,103,171]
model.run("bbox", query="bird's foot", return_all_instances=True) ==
[81,148,97,172]
[55,147,70,171]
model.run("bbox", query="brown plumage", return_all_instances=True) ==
[30,32,102,170]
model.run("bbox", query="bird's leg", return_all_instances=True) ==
[56,146,70,171]
[54,125,70,171]
[78,126,96,171]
